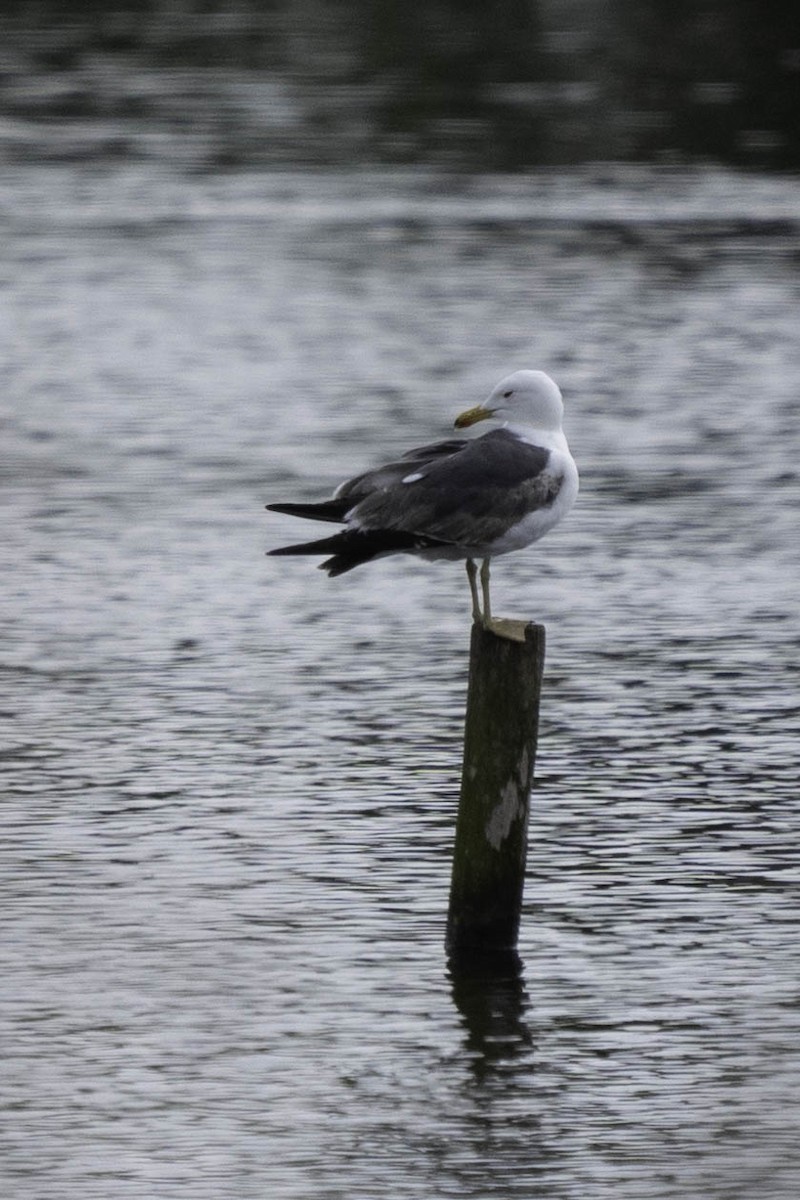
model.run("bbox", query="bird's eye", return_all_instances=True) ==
[502,390,513,398]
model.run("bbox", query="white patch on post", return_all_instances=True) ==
[484,748,532,849]
[485,779,523,849]
[517,746,530,789]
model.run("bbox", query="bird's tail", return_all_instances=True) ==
[268,531,357,575]
[268,528,444,576]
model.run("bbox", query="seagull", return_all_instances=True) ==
[267,370,578,625]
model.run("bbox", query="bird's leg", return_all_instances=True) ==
[480,558,492,625]
[466,558,482,623]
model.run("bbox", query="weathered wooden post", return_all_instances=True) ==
[446,619,545,957]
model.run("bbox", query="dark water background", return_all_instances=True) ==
[2,1,799,170]
[3,163,800,1199]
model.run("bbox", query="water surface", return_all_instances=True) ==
[3,164,800,1199]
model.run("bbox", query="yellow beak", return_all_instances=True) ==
[454,405,494,429]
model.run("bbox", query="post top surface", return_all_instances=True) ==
[479,617,542,643]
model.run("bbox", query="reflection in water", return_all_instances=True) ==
[446,950,552,1195]
[448,950,533,1082]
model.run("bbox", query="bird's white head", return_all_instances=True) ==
[455,370,564,432]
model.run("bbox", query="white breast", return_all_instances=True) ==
[483,437,579,557]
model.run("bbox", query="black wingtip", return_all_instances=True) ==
[266,499,350,523]
[319,555,360,577]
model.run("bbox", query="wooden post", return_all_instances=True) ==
[446,620,545,957]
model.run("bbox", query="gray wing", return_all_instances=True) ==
[350,429,564,547]
[334,438,465,505]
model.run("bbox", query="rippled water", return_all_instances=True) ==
[3,164,800,1199]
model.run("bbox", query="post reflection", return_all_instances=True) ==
[447,948,533,1082]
